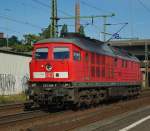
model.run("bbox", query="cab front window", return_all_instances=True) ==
[34,48,48,59]
[53,47,69,59]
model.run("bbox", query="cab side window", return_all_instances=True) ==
[73,51,81,61]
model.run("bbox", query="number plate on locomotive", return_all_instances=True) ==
[46,72,54,78]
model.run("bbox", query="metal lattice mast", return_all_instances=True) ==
[51,0,58,38]
[145,41,149,88]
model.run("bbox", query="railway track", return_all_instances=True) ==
[0,89,150,131]
[0,102,24,110]
[0,110,47,127]
[29,89,150,131]
[140,89,150,97]
[0,102,24,117]
[0,109,70,131]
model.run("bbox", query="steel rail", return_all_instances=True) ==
[0,103,24,110]
[0,110,47,126]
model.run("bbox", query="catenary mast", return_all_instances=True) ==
[50,0,58,37]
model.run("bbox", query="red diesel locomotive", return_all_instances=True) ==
[27,33,142,108]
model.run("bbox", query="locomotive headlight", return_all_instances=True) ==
[46,64,52,71]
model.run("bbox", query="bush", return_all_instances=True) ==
[0,93,27,104]
[11,44,33,52]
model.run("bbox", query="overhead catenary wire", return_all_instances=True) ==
[32,0,49,8]
[32,0,72,17]
[80,0,125,25]
[80,0,108,14]
[137,0,150,13]
[81,0,135,41]
[0,26,21,34]
[15,0,49,13]
[0,14,42,29]
[106,23,128,42]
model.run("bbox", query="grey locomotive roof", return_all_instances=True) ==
[37,35,139,62]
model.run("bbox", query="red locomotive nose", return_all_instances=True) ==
[45,64,52,71]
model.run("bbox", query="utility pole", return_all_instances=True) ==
[6,34,8,48]
[4,9,11,47]
[59,13,115,41]
[50,0,58,38]
[145,41,149,88]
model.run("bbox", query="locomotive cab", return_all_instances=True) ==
[27,42,76,108]
[30,42,72,85]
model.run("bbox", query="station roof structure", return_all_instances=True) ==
[109,39,150,46]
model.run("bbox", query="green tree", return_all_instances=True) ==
[60,24,68,37]
[79,25,85,36]
[23,34,41,45]
[8,35,21,46]
[0,38,7,47]
[39,25,52,39]
[10,33,41,52]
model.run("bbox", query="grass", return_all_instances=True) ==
[0,93,27,104]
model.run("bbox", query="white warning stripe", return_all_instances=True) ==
[119,115,150,131]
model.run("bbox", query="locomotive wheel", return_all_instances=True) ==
[99,90,107,102]
[78,90,91,108]
[24,101,34,111]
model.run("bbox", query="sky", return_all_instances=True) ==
[0,0,150,41]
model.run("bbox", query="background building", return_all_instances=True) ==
[0,33,4,39]
[0,49,31,95]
